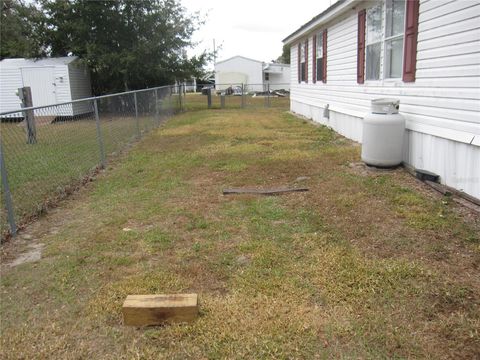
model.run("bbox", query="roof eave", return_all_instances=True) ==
[215,55,263,65]
[282,0,358,45]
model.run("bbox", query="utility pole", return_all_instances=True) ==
[213,39,216,64]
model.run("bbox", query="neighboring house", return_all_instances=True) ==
[176,77,197,92]
[283,0,480,199]
[214,55,290,91]
[0,56,92,117]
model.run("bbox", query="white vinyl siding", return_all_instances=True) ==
[53,65,71,104]
[0,67,23,114]
[289,0,480,198]
[214,56,264,90]
[291,0,480,133]
[68,62,92,116]
[0,57,92,117]
[291,46,298,85]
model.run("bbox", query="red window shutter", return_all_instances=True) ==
[298,43,301,83]
[312,34,317,83]
[305,39,309,83]
[322,29,328,83]
[403,0,420,82]
[357,9,366,84]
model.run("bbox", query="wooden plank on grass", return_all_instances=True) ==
[223,187,309,195]
[122,294,198,326]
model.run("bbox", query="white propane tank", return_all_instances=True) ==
[361,98,405,167]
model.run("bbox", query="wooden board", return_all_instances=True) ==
[425,180,452,196]
[223,187,309,195]
[122,294,198,326]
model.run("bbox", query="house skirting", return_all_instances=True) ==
[291,99,480,199]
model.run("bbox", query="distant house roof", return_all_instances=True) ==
[283,0,356,45]
[263,63,290,71]
[215,55,264,65]
[0,56,79,67]
[199,70,215,82]
[216,55,290,69]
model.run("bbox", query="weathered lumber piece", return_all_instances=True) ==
[122,294,198,326]
[425,180,452,196]
[425,180,480,206]
[223,187,309,195]
[453,197,480,213]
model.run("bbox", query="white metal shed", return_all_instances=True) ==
[0,56,92,117]
[214,55,291,92]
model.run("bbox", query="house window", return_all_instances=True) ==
[385,0,406,78]
[365,0,406,80]
[365,4,383,80]
[300,42,306,81]
[264,72,269,81]
[316,33,323,81]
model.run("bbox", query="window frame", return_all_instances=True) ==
[384,0,406,79]
[365,3,383,81]
[315,31,324,82]
[365,0,407,82]
[300,41,307,82]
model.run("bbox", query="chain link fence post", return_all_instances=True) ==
[184,84,187,111]
[241,84,245,108]
[0,141,17,237]
[267,83,271,108]
[154,88,160,127]
[93,99,106,168]
[180,84,183,111]
[207,88,212,109]
[19,87,37,144]
[134,92,140,138]
[183,84,186,112]
[180,84,184,112]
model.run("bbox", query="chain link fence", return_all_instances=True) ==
[1,82,290,239]
[0,85,184,238]
[184,83,290,111]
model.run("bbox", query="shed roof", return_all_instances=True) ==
[0,56,79,67]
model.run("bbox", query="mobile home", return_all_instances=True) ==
[283,0,480,198]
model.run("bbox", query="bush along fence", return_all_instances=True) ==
[0,85,186,239]
[0,82,291,239]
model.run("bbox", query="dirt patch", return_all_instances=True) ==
[8,243,44,267]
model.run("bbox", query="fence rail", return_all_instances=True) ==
[184,82,290,111]
[0,82,290,239]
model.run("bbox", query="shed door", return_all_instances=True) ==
[21,67,57,107]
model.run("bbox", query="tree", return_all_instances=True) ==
[0,0,45,59]
[38,0,210,94]
[276,44,290,65]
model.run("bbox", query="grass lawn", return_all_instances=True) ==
[0,110,174,234]
[1,107,479,359]
[184,92,290,111]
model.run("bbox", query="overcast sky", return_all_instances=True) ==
[181,0,336,67]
